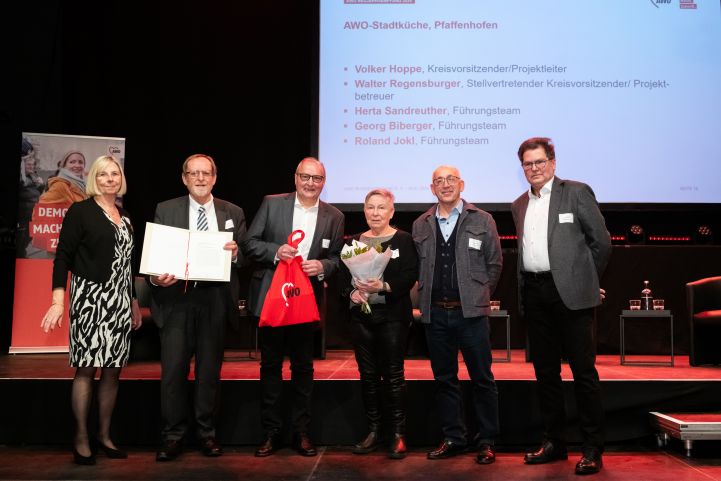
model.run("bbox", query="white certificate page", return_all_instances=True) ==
[140,222,232,282]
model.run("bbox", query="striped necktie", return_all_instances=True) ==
[197,206,209,231]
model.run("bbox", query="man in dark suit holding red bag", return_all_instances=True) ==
[242,157,344,457]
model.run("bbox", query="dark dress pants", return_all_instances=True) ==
[350,308,409,434]
[259,322,316,435]
[425,307,499,445]
[160,286,227,441]
[523,275,604,450]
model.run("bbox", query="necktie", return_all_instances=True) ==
[197,206,209,231]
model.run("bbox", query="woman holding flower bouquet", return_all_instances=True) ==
[340,188,418,459]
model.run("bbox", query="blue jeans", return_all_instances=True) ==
[425,307,499,445]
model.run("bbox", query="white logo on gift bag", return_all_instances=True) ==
[282,282,301,306]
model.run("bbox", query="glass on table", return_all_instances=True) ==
[489,300,501,311]
[653,299,665,310]
[629,299,641,310]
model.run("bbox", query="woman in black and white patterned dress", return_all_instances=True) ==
[41,155,142,465]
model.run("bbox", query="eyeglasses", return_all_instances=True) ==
[296,172,325,183]
[185,170,214,178]
[521,159,549,171]
[432,175,461,186]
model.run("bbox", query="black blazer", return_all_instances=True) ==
[53,197,135,297]
[148,195,247,328]
[241,192,345,317]
[340,229,419,324]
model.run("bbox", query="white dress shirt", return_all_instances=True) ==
[188,195,218,232]
[522,177,553,272]
[292,194,318,261]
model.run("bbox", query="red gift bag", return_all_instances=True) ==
[259,230,320,328]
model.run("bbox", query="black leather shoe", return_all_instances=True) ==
[353,431,380,454]
[427,440,466,460]
[156,439,182,462]
[294,433,317,457]
[388,433,406,460]
[524,440,568,464]
[72,447,96,465]
[476,443,495,464]
[201,437,223,457]
[255,434,280,457]
[575,448,603,475]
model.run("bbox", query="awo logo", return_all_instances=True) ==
[648,0,697,8]
[281,282,301,307]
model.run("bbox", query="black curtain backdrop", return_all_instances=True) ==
[2,1,720,352]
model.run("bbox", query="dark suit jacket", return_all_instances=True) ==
[511,176,612,312]
[241,192,345,317]
[412,201,503,323]
[339,229,419,324]
[148,195,246,328]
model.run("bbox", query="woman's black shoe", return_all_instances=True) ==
[353,431,380,454]
[388,433,407,459]
[72,447,96,465]
[94,439,128,459]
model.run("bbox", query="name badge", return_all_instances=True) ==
[391,248,400,259]
[559,213,574,224]
[225,219,234,229]
[322,238,330,248]
[468,238,482,250]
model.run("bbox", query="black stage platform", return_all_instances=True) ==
[1,351,720,448]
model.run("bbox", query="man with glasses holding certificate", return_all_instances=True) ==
[242,157,344,457]
[149,154,246,462]
[412,166,502,466]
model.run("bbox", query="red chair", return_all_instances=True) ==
[686,276,721,366]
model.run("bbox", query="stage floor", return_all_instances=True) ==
[1,350,720,381]
[2,444,721,481]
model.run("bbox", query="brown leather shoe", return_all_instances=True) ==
[156,439,182,462]
[427,440,466,460]
[255,434,280,457]
[476,443,495,464]
[353,431,380,454]
[388,433,406,460]
[575,448,603,475]
[524,440,568,464]
[201,437,223,457]
[294,433,317,457]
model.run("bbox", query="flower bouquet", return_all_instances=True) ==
[341,239,393,314]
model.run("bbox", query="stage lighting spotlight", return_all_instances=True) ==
[694,225,713,244]
[627,224,645,244]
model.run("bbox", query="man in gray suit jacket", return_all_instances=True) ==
[412,165,502,465]
[511,138,611,475]
[242,157,344,457]
[149,154,246,461]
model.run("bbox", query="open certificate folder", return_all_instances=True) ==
[140,222,233,282]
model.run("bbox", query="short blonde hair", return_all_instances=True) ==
[86,155,127,196]
[364,188,395,206]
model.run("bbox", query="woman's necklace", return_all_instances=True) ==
[95,197,121,225]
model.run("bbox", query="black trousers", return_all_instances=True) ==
[259,322,316,435]
[349,309,409,434]
[523,275,604,450]
[159,286,227,441]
